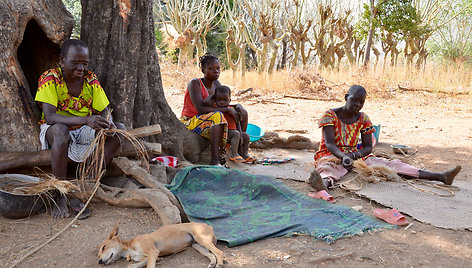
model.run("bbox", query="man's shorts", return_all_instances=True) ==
[39,124,96,162]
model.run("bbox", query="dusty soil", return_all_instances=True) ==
[1,87,472,268]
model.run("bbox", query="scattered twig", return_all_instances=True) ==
[397,84,469,95]
[406,180,458,197]
[272,129,308,134]
[245,99,287,105]
[358,256,377,262]
[283,94,342,102]
[404,223,413,230]
[236,93,260,100]
[235,87,253,96]
[309,252,353,264]
[389,242,409,252]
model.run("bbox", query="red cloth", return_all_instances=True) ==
[314,109,375,162]
[223,111,237,130]
[181,78,209,117]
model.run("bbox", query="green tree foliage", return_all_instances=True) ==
[377,0,421,38]
[355,0,421,42]
[429,0,472,64]
[205,25,229,68]
[62,0,81,38]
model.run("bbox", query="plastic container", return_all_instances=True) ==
[246,123,265,142]
[373,124,381,142]
[151,156,178,167]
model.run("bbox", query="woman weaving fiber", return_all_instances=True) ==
[308,85,461,202]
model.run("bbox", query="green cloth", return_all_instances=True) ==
[167,166,394,247]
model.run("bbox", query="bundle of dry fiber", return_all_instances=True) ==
[353,159,399,183]
[79,128,147,182]
[11,176,78,195]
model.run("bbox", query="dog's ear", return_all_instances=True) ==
[109,221,119,239]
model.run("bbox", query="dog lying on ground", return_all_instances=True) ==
[98,222,224,268]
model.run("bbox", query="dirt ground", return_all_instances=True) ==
[1,87,472,267]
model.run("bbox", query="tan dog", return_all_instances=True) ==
[98,222,224,268]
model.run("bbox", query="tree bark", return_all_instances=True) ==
[0,0,73,152]
[80,0,198,161]
[363,0,376,67]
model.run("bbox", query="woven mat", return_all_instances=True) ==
[168,166,393,246]
[355,180,472,230]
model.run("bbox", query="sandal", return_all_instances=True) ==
[69,198,91,220]
[374,208,409,226]
[307,190,336,204]
[229,156,246,163]
[244,155,257,163]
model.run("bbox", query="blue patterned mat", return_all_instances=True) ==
[167,166,393,247]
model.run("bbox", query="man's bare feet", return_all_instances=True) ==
[441,165,461,185]
[52,194,70,218]
[307,170,328,192]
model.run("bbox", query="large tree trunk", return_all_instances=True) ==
[80,0,198,161]
[0,0,73,152]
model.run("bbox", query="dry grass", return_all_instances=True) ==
[352,159,399,183]
[78,128,148,183]
[9,176,78,196]
[160,60,201,93]
[160,59,471,97]
[340,159,400,192]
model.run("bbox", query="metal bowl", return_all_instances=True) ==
[390,144,411,154]
[0,174,45,219]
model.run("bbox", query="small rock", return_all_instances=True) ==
[351,205,363,211]
[283,255,291,260]
[411,231,416,234]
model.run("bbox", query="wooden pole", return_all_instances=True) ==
[0,124,161,173]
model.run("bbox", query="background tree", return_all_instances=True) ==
[405,0,472,69]
[363,0,378,67]
[80,0,198,161]
[155,0,222,67]
[357,0,418,68]
[241,0,287,74]
[223,0,248,79]
[286,0,314,70]
[429,0,472,64]
[312,3,349,69]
